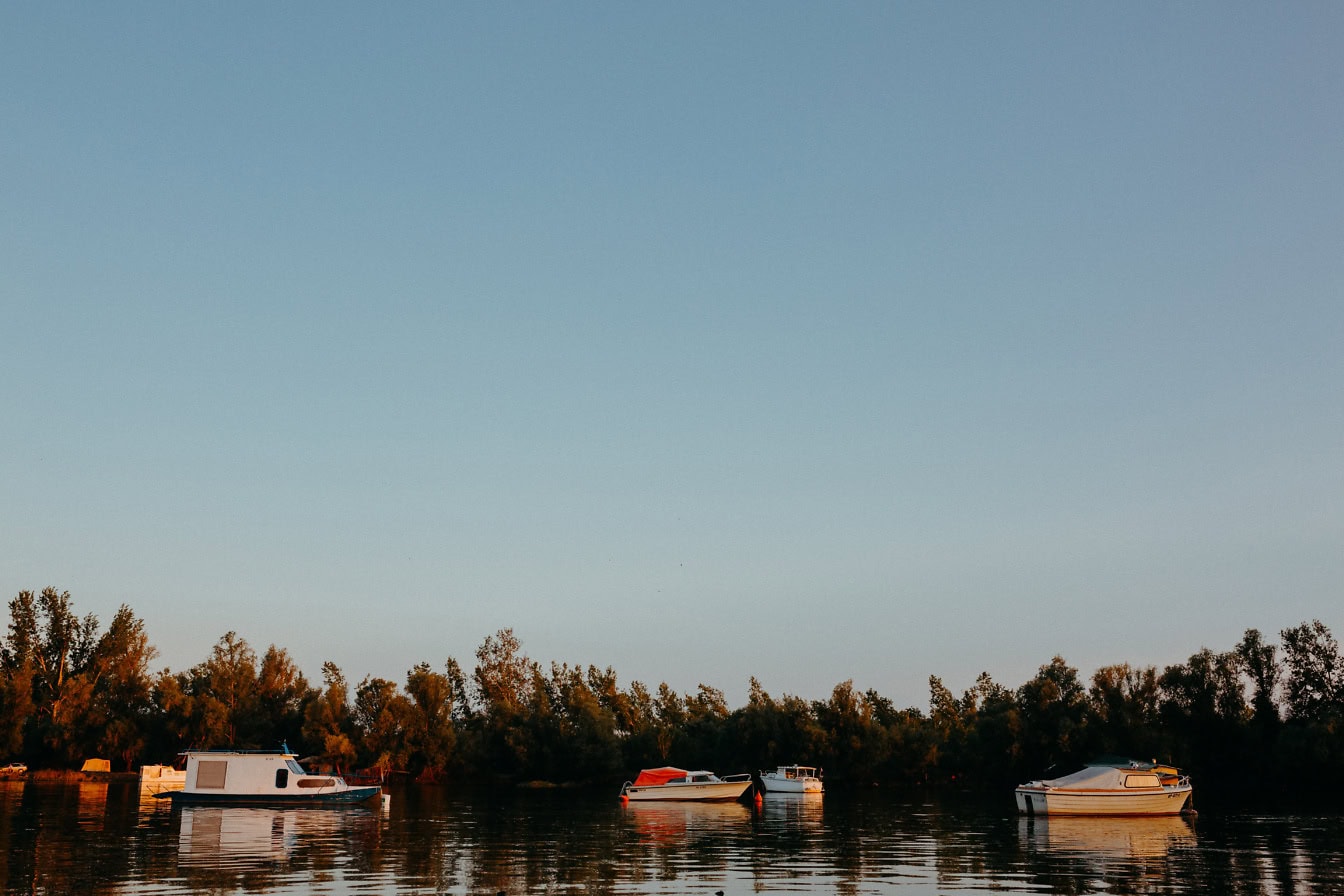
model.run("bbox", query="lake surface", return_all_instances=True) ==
[2,778,1341,895]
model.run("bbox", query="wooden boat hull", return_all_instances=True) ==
[623,780,752,802]
[1015,784,1192,816]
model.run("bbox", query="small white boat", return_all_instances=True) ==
[1015,762,1193,816]
[759,765,823,794]
[138,763,186,795]
[620,766,753,802]
[159,747,381,806]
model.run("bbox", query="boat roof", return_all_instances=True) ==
[632,767,688,786]
[1039,766,1162,789]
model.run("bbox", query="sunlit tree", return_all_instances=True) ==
[404,661,458,780]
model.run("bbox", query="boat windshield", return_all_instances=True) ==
[286,759,306,775]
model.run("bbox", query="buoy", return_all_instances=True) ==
[753,789,762,807]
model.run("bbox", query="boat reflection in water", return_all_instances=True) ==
[621,800,752,846]
[1020,813,1197,859]
[177,805,382,869]
[758,791,824,830]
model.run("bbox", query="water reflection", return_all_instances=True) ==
[76,779,108,831]
[0,782,1340,894]
[622,800,753,844]
[1020,814,1197,858]
[173,804,383,892]
[759,792,825,828]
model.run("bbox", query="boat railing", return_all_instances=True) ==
[720,773,753,783]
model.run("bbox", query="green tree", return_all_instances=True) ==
[1234,627,1281,770]
[87,605,157,769]
[1087,663,1160,759]
[469,629,538,777]
[403,662,458,780]
[181,632,260,747]
[1279,620,1343,723]
[255,645,312,749]
[546,662,620,782]
[303,662,358,771]
[1016,656,1088,774]
[813,680,888,784]
[1158,647,1247,782]
[962,672,1021,786]
[651,683,685,762]
[354,675,411,772]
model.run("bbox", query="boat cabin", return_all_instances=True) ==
[168,748,380,804]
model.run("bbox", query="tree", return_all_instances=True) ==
[255,645,312,749]
[182,632,259,747]
[1087,663,1160,759]
[354,675,412,772]
[87,605,157,769]
[1,590,154,766]
[303,662,357,771]
[1279,620,1343,723]
[403,662,458,780]
[469,630,539,777]
[1016,656,1088,773]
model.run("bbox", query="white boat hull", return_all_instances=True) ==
[1015,784,1192,816]
[623,780,752,802]
[139,765,186,795]
[760,776,822,794]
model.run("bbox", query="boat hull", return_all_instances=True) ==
[163,785,382,807]
[1015,784,1192,816]
[760,777,822,794]
[623,780,752,802]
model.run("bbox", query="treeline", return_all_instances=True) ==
[3,588,1342,798]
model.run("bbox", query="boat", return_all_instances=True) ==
[158,746,381,806]
[759,765,823,794]
[619,766,753,802]
[138,763,186,795]
[1015,761,1193,816]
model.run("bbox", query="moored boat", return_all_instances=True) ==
[1015,761,1193,816]
[759,765,823,794]
[159,746,381,806]
[620,766,753,802]
[139,763,186,795]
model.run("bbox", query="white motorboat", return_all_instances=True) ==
[138,763,186,795]
[158,746,381,806]
[620,766,753,802]
[759,765,823,794]
[1015,762,1193,816]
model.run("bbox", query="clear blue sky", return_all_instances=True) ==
[4,3,1341,709]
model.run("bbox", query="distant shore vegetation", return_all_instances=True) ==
[2,587,1341,799]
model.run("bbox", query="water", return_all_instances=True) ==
[2,779,1341,895]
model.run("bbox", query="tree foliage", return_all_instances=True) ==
[1,591,1341,800]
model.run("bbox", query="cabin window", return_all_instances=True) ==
[195,760,228,789]
[1124,774,1160,788]
[275,768,289,788]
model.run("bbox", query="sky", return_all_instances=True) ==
[3,3,1342,711]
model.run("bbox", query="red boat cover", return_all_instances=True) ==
[633,767,688,786]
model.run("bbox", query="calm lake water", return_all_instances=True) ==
[2,778,1341,895]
